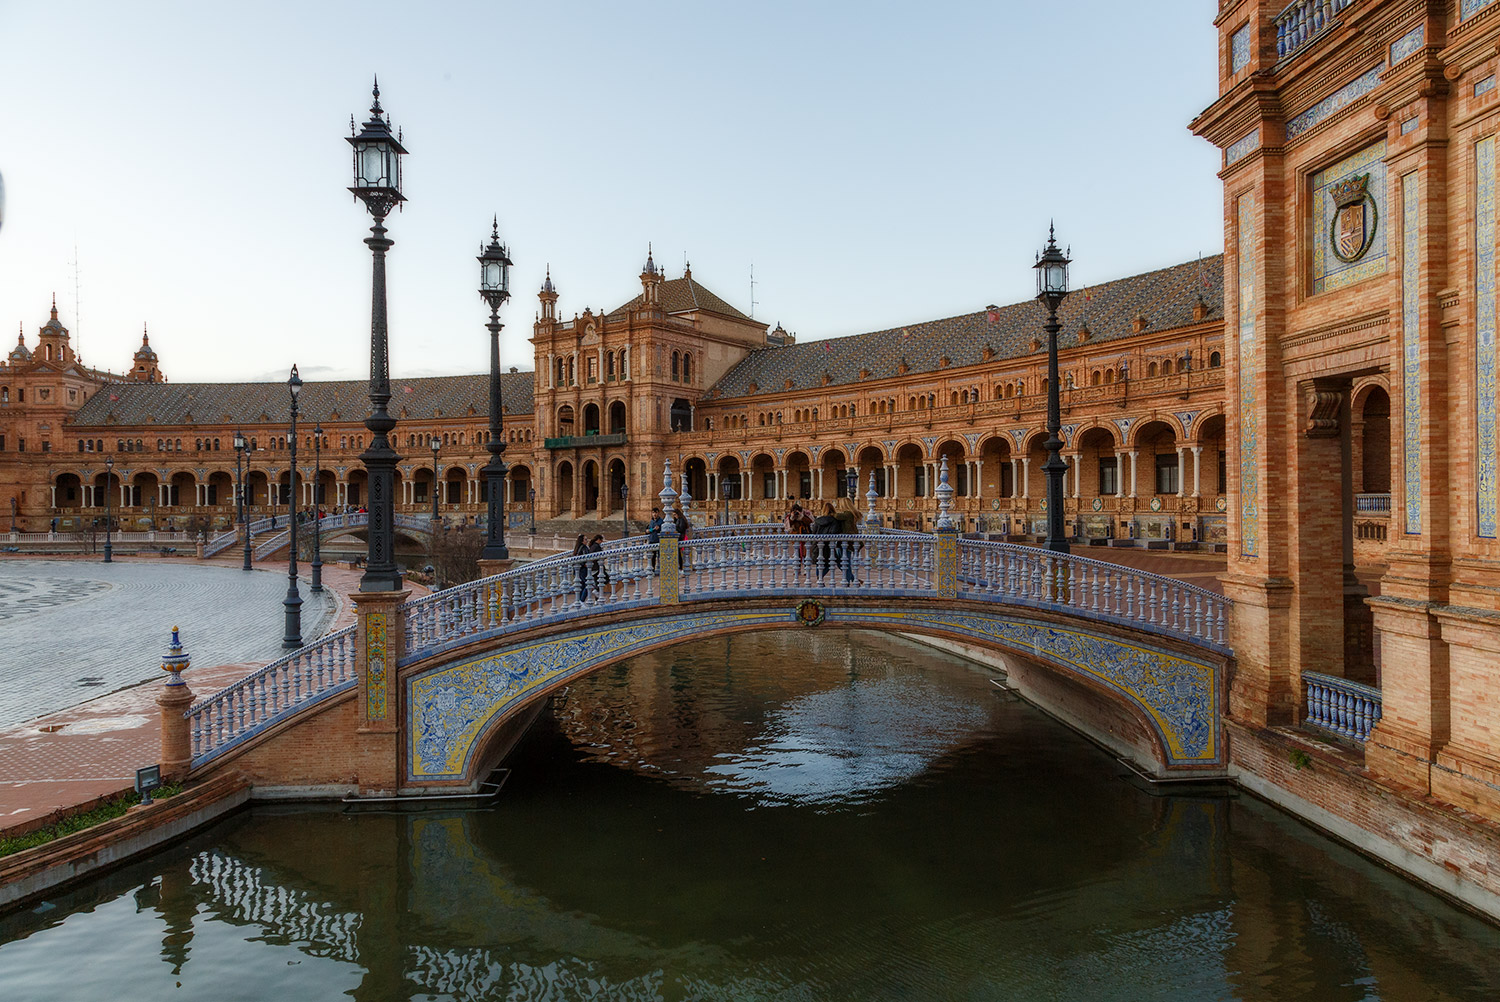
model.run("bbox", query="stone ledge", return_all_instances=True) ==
[0,771,249,914]
[1226,719,1500,923]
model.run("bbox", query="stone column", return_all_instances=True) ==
[974,460,984,498]
[1128,450,1138,498]
[1176,446,1186,496]
[1021,457,1030,499]
[1191,446,1202,497]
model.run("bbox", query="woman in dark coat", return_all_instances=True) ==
[572,534,589,601]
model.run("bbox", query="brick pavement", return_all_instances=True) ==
[0,559,425,833]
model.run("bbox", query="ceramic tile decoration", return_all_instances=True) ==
[1286,64,1383,140]
[1225,127,1261,167]
[366,612,388,722]
[405,606,1224,781]
[1231,24,1252,73]
[1390,24,1424,64]
[1401,116,1420,135]
[1311,140,1388,295]
[1464,0,1498,20]
[1476,75,1497,97]
[1477,137,1498,537]
[1238,193,1260,557]
[1402,172,1423,535]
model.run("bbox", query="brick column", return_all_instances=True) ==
[352,588,410,796]
[157,627,194,780]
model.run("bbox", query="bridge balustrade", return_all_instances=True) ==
[187,625,356,765]
[958,540,1227,648]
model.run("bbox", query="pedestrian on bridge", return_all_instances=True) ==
[647,506,663,574]
[572,534,590,601]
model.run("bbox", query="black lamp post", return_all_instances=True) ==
[429,437,441,524]
[1034,223,1072,554]
[620,483,629,537]
[845,466,857,502]
[311,424,323,593]
[478,216,513,562]
[721,478,731,526]
[103,455,114,563]
[282,364,303,651]
[234,431,250,571]
[349,78,408,593]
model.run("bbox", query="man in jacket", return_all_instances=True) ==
[647,506,664,573]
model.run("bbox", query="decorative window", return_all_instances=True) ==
[1155,453,1180,495]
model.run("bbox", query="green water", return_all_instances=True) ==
[2,630,1497,1001]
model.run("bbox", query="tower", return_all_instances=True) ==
[36,296,74,367]
[640,244,662,308]
[539,267,558,323]
[129,325,162,382]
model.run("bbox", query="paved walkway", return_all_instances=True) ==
[0,561,426,833]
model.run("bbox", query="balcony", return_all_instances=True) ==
[544,431,627,449]
[1275,0,1357,63]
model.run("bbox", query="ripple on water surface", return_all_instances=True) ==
[2,630,1499,1001]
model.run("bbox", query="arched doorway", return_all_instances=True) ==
[609,400,627,435]
[583,403,601,435]
[670,398,693,432]
[582,460,600,513]
[608,459,627,519]
[556,461,575,516]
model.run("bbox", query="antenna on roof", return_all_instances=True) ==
[749,263,758,319]
[70,237,82,357]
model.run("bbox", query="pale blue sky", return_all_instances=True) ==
[0,1,1224,384]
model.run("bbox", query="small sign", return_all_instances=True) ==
[136,764,162,805]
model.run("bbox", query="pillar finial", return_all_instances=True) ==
[935,456,955,531]
[658,459,679,533]
[160,625,190,685]
[865,472,880,526]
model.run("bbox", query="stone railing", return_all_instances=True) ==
[399,531,1231,664]
[1355,492,1391,515]
[187,625,357,766]
[544,431,627,449]
[958,540,1227,648]
[1303,670,1382,742]
[1276,0,1357,61]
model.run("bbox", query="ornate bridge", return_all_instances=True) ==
[204,512,437,560]
[181,512,1233,796]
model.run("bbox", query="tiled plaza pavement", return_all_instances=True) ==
[0,560,426,832]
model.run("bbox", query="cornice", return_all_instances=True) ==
[1282,308,1391,349]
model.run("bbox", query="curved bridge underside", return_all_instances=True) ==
[405,598,1225,789]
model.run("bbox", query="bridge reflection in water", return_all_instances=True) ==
[3,633,1499,1001]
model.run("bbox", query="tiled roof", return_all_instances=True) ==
[69,371,535,429]
[706,255,1223,400]
[607,275,756,323]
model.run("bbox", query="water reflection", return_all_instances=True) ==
[2,630,1499,1001]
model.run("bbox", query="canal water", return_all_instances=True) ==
[2,631,1498,1000]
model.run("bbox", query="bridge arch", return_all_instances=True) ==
[403,599,1224,791]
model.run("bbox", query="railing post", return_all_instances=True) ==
[350,582,409,796]
[934,456,958,599]
[157,626,194,780]
[658,460,681,605]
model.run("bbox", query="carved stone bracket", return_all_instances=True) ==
[1305,379,1347,438]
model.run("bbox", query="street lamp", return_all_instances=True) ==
[721,477,732,526]
[234,431,250,571]
[1034,222,1072,553]
[478,217,513,563]
[845,466,857,502]
[311,424,323,593]
[429,437,441,524]
[103,455,114,563]
[528,487,536,539]
[282,364,303,651]
[349,78,408,593]
[620,483,629,537]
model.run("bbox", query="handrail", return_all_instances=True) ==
[1303,670,1381,741]
[187,625,357,766]
[398,531,1232,664]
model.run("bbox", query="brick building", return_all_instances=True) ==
[1194,0,1500,823]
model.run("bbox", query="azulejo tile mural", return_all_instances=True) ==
[1311,140,1388,295]
[1402,171,1423,536]
[366,612,388,723]
[1286,64,1383,141]
[405,604,1223,782]
[832,609,1221,766]
[1238,194,1260,557]
[1477,136,1498,538]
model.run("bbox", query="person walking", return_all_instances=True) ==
[673,506,691,570]
[811,502,840,581]
[647,506,664,574]
[784,500,811,566]
[572,533,590,601]
[586,533,609,597]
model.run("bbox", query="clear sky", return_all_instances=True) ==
[0,1,1224,386]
